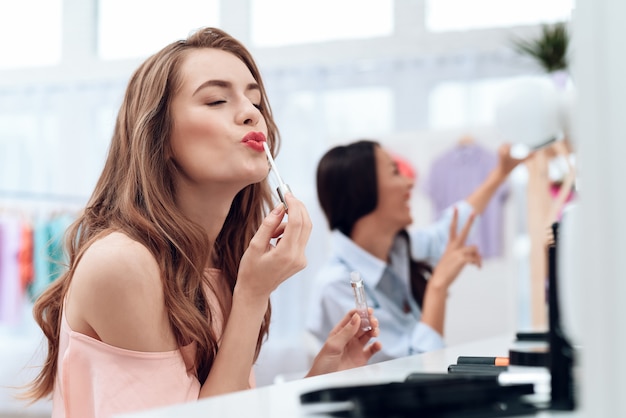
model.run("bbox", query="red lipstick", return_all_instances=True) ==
[242,131,266,152]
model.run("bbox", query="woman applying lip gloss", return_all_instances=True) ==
[23,28,381,418]
[307,140,523,364]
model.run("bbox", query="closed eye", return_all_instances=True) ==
[206,100,226,106]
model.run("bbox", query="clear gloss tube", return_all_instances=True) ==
[350,271,372,331]
[262,141,291,210]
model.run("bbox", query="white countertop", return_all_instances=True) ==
[116,333,581,418]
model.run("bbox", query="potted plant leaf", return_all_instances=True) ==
[513,22,570,88]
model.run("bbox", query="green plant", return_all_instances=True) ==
[513,22,569,73]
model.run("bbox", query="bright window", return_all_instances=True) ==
[428,78,515,129]
[98,0,220,60]
[0,113,59,193]
[323,87,394,142]
[251,0,393,47]
[426,0,574,32]
[0,0,62,69]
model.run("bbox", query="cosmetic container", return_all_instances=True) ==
[350,271,372,332]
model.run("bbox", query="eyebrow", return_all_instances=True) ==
[192,79,260,97]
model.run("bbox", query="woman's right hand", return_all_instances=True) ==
[429,207,482,291]
[307,308,381,377]
[236,193,312,301]
[201,194,311,397]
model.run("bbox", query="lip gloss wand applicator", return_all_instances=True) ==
[262,141,292,210]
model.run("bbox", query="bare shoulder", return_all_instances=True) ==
[66,231,176,351]
[73,231,161,300]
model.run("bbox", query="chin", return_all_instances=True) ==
[244,161,270,182]
[255,168,270,184]
[242,174,267,189]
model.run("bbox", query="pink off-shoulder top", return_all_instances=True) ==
[52,269,255,418]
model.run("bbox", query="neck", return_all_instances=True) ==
[350,216,399,262]
[175,183,238,244]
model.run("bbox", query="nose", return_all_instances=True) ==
[405,175,415,190]
[238,100,261,126]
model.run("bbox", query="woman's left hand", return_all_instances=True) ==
[306,308,382,377]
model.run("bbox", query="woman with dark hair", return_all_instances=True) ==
[24,28,381,418]
[307,139,521,363]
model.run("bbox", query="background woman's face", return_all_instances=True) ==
[372,146,415,230]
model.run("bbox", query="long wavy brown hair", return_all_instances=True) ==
[26,27,277,401]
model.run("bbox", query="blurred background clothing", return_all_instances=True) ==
[425,141,509,259]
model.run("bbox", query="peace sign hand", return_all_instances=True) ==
[429,207,482,290]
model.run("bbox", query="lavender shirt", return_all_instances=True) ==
[426,143,509,258]
[0,217,21,325]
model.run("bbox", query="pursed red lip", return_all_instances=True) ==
[242,131,266,144]
[241,131,266,152]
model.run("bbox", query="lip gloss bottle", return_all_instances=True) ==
[262,141,291,211]
[350,271,372,332]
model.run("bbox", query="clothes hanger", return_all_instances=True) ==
[457,134,476,147]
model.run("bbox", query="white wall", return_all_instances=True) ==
[571,0,626,415]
